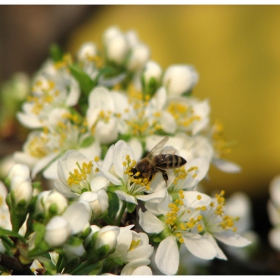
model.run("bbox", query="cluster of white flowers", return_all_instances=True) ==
[267,175,280,251]
[0,25,251,275]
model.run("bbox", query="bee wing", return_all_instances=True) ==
[161,145,177,155]
[146,136,169,158]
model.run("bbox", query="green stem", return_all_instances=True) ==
[56,254,65,273]
[116,201,126,226]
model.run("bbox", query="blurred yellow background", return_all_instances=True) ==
[67,5,280,197]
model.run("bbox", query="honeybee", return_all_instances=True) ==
[131,136,187,185]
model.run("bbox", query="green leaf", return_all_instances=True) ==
[28,241,49,258]
[49,43,63,62]
[69,64,95,95]
[36,256,57,275]
[126,202,137,213]
[33,222,46,246]
[107,192,119,220]
[80,135,95,148]
[0,228,25,243]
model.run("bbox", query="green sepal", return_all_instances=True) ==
[6,193,28,233]
[181,89,193,97]
[37,256,57,275]
[66,236,84,246]
[141,75,159,97]
[152,234,162,243]
[48,203,58,216]
[4,177,10,189]
[96,244,111,258]
[126,202,137,213]
[49,43,63,62]
[112,257,123,266]
[32,181,42,189]
[85,230,99,252]
[80,225,91,239]
[80,135,95,148]
[107,185,123,192]
[107,192,119,220]
[0,228,25,243]
[28,222,49,258]
[69,64,95,95]
[101,257,122,274]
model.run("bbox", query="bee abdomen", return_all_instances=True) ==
[155,154,187,169]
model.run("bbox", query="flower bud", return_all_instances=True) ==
[142,61,162,94]
[127,43,150,71]
[76,42,98,63]
[95,226,120,257]
[35,190,68,217]
[63,243,85,262]
[105,34,129,65]
[7,164,30,182]
[10,176,32,207]
[162,64,199,96]
[103,26,122,43]
[44,216,71,248]
[79,190,109,220]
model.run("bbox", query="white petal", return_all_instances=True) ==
[62,202,90,234]
[184,157,210,189]
[183,233,216,260]
[269,175,280,207]
[214,231,251,247]
[160,111,176,134]
[90,176,110,192]
[65,77,80,107]
[113,140,135,178]
[212,158,241,173]
[102,144,114,171]
[57,150,88,187]
[95,119,119,144]
[53,181,78,198]
[31,152,59,179]
[43,158,59,180]
[267,200,280,226]
[44,216,71,247]
[121,259,151,275]
[127,138,143,161]
[137,188,167,202]
[16,112,42,129]
[115,190,137,204]
[203,232,227,260]
[268,228,280,251]
[98,166,121,185]
[13,151,38,169]
[131,265,152,275]
[155,236,179,275]
[183,191,211,208]
[78,140,101,161]
[138,209,164,233]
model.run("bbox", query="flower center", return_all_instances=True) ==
[129,239,141,251]
[122,155,151,192]
[125,85,162,136]
[212,120,233,157]
[167,101,201,129]
[165,190,203,244]
[67,161,94,192]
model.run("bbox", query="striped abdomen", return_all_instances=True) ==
[154,154,187,169]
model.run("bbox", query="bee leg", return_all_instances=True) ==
[160,170,168,186]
